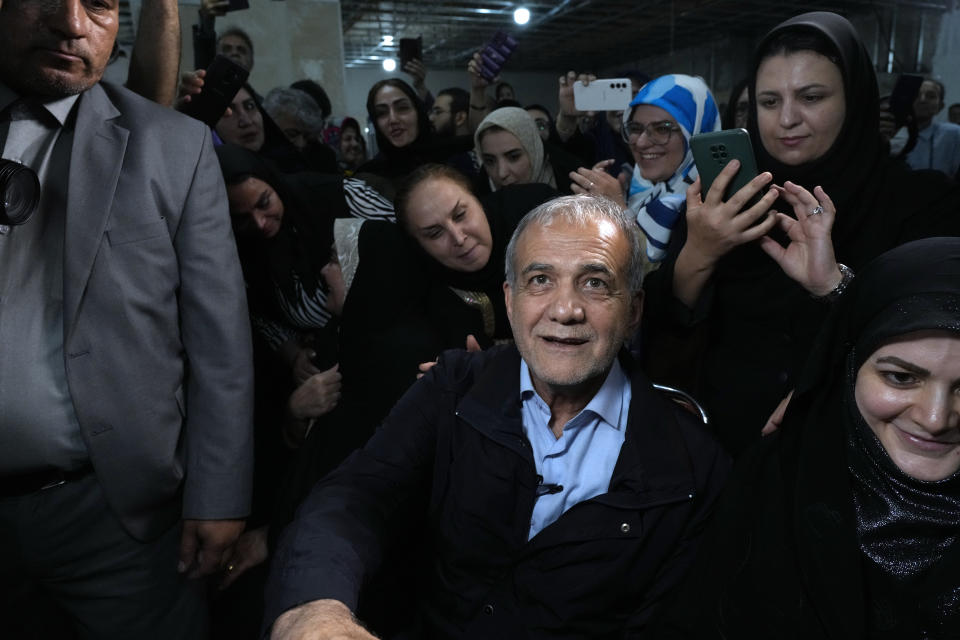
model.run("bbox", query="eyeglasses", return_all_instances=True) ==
[621,120,680,145]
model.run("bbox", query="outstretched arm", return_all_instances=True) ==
[126,0,181,107]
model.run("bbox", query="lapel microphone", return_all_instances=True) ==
[0,158,41,226]
[536,475,563,496]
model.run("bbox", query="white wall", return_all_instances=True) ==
[176,0,347,116]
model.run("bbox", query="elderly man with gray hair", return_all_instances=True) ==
[263,87,328,152]
[265,195,729,639]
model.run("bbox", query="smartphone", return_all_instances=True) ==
[477,31,518,82]
[573,78,632,112]
[888,74,924,128]
[226,0,249,11]
[690,129,759,203]
[181,55,250,127]
[399,37,422,69]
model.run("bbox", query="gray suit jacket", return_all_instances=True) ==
[61,82,254,541]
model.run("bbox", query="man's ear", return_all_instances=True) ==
[454,110,468,128]
[503,280,514,322]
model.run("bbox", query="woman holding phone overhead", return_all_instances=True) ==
[642,11,960,456]
[569,74,722,270]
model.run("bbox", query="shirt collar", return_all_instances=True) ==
[519,357,629,431]
[0,81,80,126]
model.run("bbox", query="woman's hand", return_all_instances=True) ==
[403,59,429,99]
[556,71,595,141]
[289,364,342,421]
[758,182,842,296]
[175,69,204,110]
[218,526,269,591]
[292,347,322,386]
[569,160,626,207]
[467,52,493,90]
[416,335,481,380]
[200,0,229,17]
[673,161,779,308]
[685,161,779,265]
[558,71,595,118]
[467,53,492,130]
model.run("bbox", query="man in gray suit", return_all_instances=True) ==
[0,0,253,636]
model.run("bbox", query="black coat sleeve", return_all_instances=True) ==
[261,355,468,629]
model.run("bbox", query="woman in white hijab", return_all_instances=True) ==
[474,107,559,192]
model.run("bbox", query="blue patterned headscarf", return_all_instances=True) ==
[623,74,720,264]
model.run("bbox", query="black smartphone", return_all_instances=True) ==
[399,37,422,69]
[690,129,760,204]
[478,31,518,82]
[226,0,249,11]
[888,74,924,128]
[181,55,250,128]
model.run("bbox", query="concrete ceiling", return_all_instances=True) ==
[340,0,951,70]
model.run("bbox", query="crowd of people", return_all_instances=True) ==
[2,1,960,638]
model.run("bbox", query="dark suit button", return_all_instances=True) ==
[482,604,494,615]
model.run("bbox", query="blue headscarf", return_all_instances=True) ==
[623,74,720,263]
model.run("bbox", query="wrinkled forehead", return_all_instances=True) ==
[517,216,626,264]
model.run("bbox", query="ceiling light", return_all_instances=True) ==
[383,58,397,72]
[513,7,530,25]
[382,35,394,46]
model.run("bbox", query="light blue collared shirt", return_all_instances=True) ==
[905,121,960,177]
[520,358,631,539]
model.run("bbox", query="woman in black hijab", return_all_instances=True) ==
[214,83,338,175]
[642,11,960,456]
[216,144,393,378]
[358,79,473,192]
[652,237,960,638]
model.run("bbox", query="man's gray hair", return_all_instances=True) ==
[263,88,326,135]
[504,194,645,293]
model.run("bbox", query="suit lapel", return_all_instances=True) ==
[63,84,128,341]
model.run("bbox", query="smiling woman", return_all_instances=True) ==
[357,78,474,191]
[653,237,960,638]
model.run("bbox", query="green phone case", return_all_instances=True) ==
[690,129,760,202]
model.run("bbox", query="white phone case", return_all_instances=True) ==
[573,78,633,112]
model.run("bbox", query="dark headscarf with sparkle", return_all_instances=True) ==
[783,237,960,635]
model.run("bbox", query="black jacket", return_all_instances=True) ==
[265,345,730,638]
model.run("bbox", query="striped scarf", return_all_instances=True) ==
[623,74,721,265]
